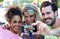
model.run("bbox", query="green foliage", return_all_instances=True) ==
[58,1,60,8]
[20,0,33,3]
[0,0,3,2]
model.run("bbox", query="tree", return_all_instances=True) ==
[0,0,3,2]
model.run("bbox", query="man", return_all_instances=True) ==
[40,1,58,28]
[40,1,60,36]
[33,1,60,36]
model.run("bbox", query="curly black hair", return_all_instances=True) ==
[5,6,22,22]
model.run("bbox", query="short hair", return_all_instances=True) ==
[5,6,22,22]
[40,1,57,12]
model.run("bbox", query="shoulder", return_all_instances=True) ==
[0,25,4,30]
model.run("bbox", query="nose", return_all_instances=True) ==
[27,17,31,21]
[16,23,19,26]
[44,14,49,18]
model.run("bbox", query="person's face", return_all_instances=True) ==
[10,15,22,32]
[41,6,57,26]
[24,12,35,25]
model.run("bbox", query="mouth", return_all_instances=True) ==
[27,22,32,25]
[14,26,20,30]
[43,19,51,23]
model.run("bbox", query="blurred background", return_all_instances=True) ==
[0,0,59,25]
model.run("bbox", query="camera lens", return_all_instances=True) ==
[33,25,37,32]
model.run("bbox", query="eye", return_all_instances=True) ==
[30,15,35,17]
[13,20,17,23]
[19,21,22,23]
[47,12,50,14]
[30,15,33,17]
[42,13,45,16]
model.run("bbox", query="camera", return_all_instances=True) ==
[21,25,37,32]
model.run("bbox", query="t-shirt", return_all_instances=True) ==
[0,26,23,39]
[45,26,60,39]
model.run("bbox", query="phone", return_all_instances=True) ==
[21,25,37,32]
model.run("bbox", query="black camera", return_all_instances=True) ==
[21,25,37,32]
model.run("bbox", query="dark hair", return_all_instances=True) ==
[40,1,57,12]
[5,6,22,22]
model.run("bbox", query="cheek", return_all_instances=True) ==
[25,18,28,20]
[50,13,55,18]
[31,17,35,21]
[10,22,16,28]
[41,16,45,20]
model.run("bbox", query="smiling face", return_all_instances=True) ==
[24,12,35,25]
[41,6,56,26]
[9,15,22,33]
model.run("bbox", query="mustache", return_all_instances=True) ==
[44,18,51,20]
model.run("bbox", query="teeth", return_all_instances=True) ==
[15,27,20,29]
[46,19,50,22]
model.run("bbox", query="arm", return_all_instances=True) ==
[50,27,60,36]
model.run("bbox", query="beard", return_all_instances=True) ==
[48,19,55,26]
[41,17,56,26]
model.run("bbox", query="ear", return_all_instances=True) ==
[54,10,58,17]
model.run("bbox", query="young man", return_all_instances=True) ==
[40,1,60,36]
[32,1,60,37]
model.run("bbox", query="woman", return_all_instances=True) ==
[22,4,44,39]
[5,6,22,35]
[23,4,41,25]
[1,7,22,39]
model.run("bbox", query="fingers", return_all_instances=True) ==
[31,21,41,26]
[32,21,51,35]
[2,24,10,29]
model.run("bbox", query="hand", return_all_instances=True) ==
[2,24,10,29]
[32,21,51,35]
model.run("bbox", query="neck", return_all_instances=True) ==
[52,18,60,29]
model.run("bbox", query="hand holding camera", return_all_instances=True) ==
[32,21,51,35]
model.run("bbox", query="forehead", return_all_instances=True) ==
[24,12,35,16]
[11,15,21,21]
[41,6,52,13]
